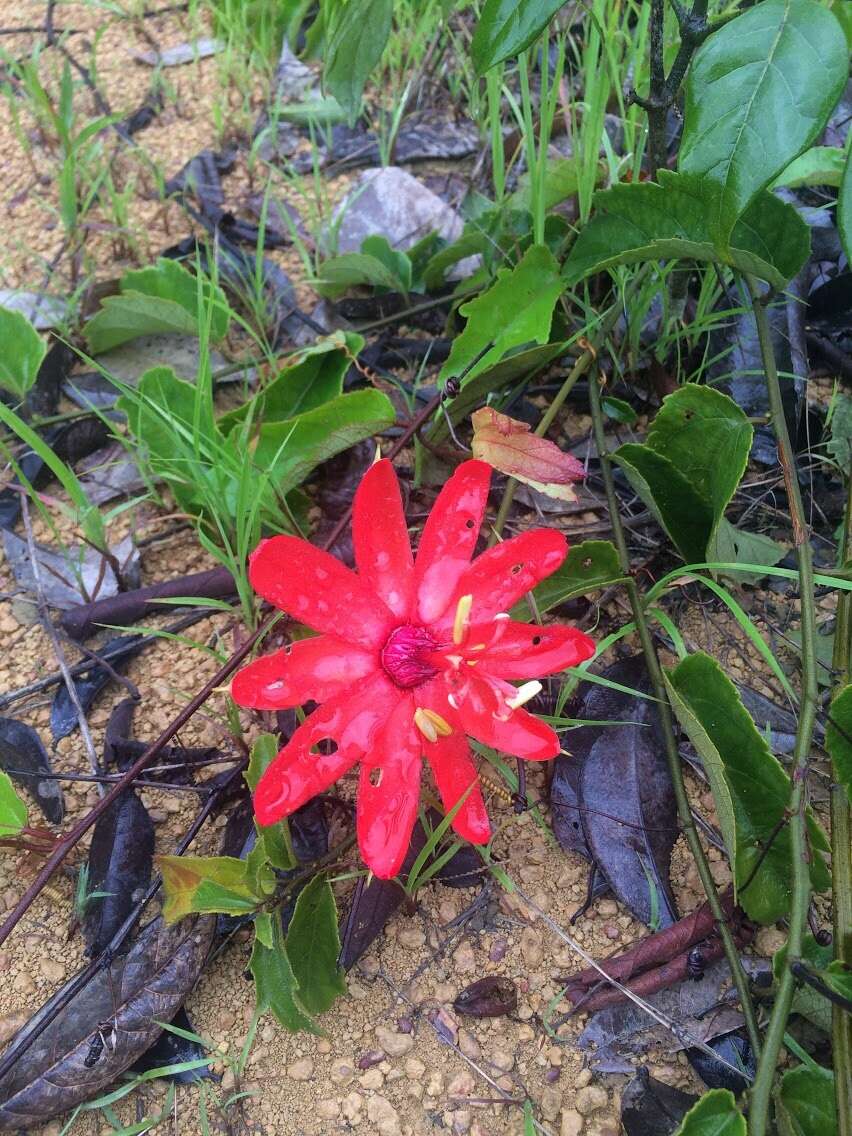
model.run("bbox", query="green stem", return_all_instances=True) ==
[587,367,763,1058]
[831,479,852,1136]
[745,275,819,1136]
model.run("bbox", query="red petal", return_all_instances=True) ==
[254,674,399,824]
[353,458,414,619]
[249,535,394,649]
[436,529,567,628]
[356,695,421,878]
[413,460,491,623]
[231,635,378,709]
[419,681,491,844]
[454,673,560,761]
[477,622,596,680]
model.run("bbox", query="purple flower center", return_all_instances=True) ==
[381,625,439,689]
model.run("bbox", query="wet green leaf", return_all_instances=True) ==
[250,917,319,1033]
[471,0,565,73]
[826,684,852,805]
[776,1065,837,1136]
[673,1089,745,1136]
[286,875,346,1015]
[324,0,393,121]
[0,306,46,400]
[518,540,624,617]
[0,769,27,837]
[666,653,830,923]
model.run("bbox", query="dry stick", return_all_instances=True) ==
[21,498,104,792]
[745,277,820,1135]
[586,367,763,1058]
[829,481,851,1136]
[0,392,444,951]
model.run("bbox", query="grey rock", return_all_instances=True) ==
[0,290,69,329]
[134,37,223,67]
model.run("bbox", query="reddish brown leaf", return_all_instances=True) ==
[470,407,585,500]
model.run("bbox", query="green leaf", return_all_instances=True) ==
[666,653,830,923]
[777,1065,837,1136]
[83,259,228,353]
[516,540,625,617]
[840,144,852,267]
[313,251,409,299]
[0,306,46,400]
[324,0,393,121]
[471,0,565,74]
[602,396,637,425]
[285,875,347,1015]
[440,244,564,386]
[563,172,810,290]
[826,684,852,805]
[774,932,833,1032]
[254,911,274,950]
[772,146,846,190]
[252,389,396,496]
[218,333,361,432]
[710,519,787,585]
[158,854,270,923]
[673,1089,745,1136]
[246,734,294,871]
[613,385,752,563]
[0,769,28,837]
[679,0,848,246]
[250,918,319,1033]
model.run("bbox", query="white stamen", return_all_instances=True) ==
[506,680,543,710]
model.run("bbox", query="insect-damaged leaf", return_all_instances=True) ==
[83,787,155,957]
[0,915,214,1130]
[522,539,623,618]
[0,716,64,824]
[666,653,831,924]
[471,407,585,502]
[157,854,273,923]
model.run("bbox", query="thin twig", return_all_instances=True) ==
[745,274,819,1136]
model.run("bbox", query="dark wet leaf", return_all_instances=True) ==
[621,1068,698,1136]
[0,716,64,824]
[129,1007,212,1084]
[119,87,164,137]
[551,656,657,861]
[25,341,76,419]
[50,635,144,741]
[434,842,485,888]
[164,147,235,214]
[291,113,479,173]
[686,1029,755,1095]
[453,976,517,1018]
[0,446,43,530]
[0,914,215,1129]
[83,787,155,957]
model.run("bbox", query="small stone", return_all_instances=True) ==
[398,926,426,950]
[405,1057,426,1080]
[521,926,543,969]
[603,924,620,941]
[561,1107,584,1136]
[217,1009,237,1031]
[489,936,508,963]
[491,1048,514,1073]
[0,1012,26,1045]
[317,1037,332,1054]
[755,926,787,956]
[597,899,618,917]
[39,958,65,983]
[576,1085,608,1116]
[541,1086,562,1121]
[575,1068,592,1089]
[341,1091,364,1122]
[360,1066,385,1090]
[316,1100,340,1121]
[366,1094,401,1136]
[12,971,34,994]
[376,1025,415,1057]
[429,1006,458,1045]
[434,982,456,1003]
[447,1071,476,1097]
[358,1050,385,1069]
[426,1071,445,1097]
[220,1069,236,1093]
[453,940,476,973]
[458,1028,481,1060]
[287,1057,314,1081]
[331,1057,356,1083]
[545,1067,561,1084]
[451,1109,472,1134]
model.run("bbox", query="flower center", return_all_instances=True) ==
[381,625,439,689]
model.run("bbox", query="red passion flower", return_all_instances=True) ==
[232,459,596,879]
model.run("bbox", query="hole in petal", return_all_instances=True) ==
[310,738,339,756]
[465,518,475,529]
[369,767,382,787]
[511,563,523,575]
[532,634,542,646]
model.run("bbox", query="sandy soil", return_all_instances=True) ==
[0,5,820,1135]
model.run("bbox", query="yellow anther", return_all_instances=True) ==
[469,643,486,652]
[453,594,473,646]
[414,707,438,743]
[422,708,453,737]
[506,680,542,710]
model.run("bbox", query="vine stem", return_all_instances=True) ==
[586,366,763,1057]
[745,275,819,1136]
[831,479,852,1136]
